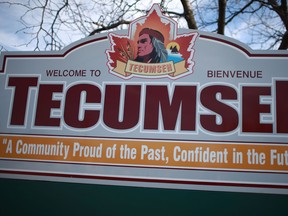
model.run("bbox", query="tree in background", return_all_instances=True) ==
[1,0,287,51]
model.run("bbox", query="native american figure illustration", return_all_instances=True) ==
[134,28,168,63]
[106,4,198,79]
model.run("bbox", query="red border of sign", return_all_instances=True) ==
[0,169,287,189]
[0,36,107,73]
[1,34,288,74]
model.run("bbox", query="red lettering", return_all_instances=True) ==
[35,84,63,127]
[242,86,272,133]
[103,85,141,129]
[6,77,288,135]
[200,85,238,132]
[64,84,101,128]
[144,85,197,131]
[8,77,38,126]
[276,80,288,133]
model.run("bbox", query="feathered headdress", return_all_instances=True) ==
[152,37,168,62]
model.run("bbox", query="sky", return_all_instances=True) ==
[0,3,28,51]
[0,0,227,52]
[0,0,279,52]
[0,1,74,51]
[0,0,176,51]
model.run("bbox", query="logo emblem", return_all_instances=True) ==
[106,4,198,79]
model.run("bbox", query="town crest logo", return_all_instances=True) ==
[106,4,198,79]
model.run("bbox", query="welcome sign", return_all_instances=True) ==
[0,4,288,194]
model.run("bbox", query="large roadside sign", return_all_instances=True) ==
[1,4,288,194]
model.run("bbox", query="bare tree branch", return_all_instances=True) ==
[180,0,198,29]
[89,20,130,36]
[279,30,288,49]
[1,0,288,50]
[217,0,226,34]
[225,1,254,25]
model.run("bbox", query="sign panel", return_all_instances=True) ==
[1,4,288,194]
